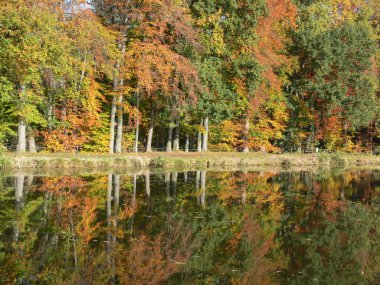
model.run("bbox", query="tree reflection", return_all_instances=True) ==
[0,170,378,284]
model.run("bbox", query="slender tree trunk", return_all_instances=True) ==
[166,120,174,152]
[243,117,250,153]
[202,117,209,151]
[146,108,154,152]
[109,64,119,154]
[197,119,203,152]
[146,124,153,153]
[115,40,127,154]
[28,129,36,153]
[184,135,189,152]
[17,85,26,152]
[173,117,180,151]
[17,119,26,153]
[114,84,124,153]
[133,93,140,153]
[109,95,117,154]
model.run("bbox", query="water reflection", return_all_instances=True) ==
[0,169,379,284]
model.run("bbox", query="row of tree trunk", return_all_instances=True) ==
[163,116,209,153]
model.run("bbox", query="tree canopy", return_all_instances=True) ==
[0,0,378,153]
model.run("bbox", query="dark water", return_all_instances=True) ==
[0,169,380,284]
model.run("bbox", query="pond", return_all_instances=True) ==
[0,169,380,284]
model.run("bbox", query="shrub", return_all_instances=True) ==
[150,156,169,168]
[330,153,346,168]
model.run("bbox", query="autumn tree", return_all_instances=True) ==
[124,0,203,152]
[286,0,379,152]
[0,0,65,152]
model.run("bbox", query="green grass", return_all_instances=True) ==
[1,151,379,171]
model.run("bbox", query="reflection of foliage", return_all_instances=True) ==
[0,170,379,284]
[279,202,380,285]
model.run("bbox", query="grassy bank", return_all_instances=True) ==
[1,152,379,173]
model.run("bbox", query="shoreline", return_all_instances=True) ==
[1,152,380,174]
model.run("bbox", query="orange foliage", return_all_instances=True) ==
[251,0,297,109]
[41,95,102,152]
[125,0,203,112]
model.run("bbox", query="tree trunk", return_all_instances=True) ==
[133,93,140,153]
[28,134,36,153]
[146,124,153,153]
[202,116,209,152]
[114,91,123,153]
[166,120,174,152]
[28,129,36,153]
[146,107,154,152]
[243,117,250,153]
[197,119,203,152]
[109,95,117,154]
[17,119,26,153]
[17,85,27,153]
[109,63,118,154]
[173,117,180,151]
[185,135,189,152]
[115,40,126,154]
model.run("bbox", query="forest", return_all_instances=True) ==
[0,0,379,154]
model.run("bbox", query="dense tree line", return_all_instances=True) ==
[0,0,379,153]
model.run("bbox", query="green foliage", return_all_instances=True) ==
[330,152,346,168]
[0,0,378,153]
[150,156,169,168]
[0,77,16,146]
[281,202,380,284]
[285,0,379,152]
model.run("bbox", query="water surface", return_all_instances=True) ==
[1,169,379,284]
